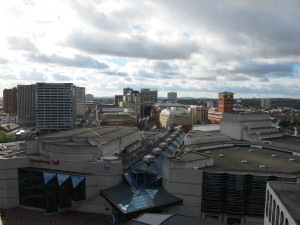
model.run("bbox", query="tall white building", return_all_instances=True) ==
[36,83,76,132]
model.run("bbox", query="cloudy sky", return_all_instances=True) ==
[1,0,300,98]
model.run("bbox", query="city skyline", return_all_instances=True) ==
[1,0,300,98]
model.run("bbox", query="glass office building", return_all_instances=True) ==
[18,168,86,213]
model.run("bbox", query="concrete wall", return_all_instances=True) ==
[162,158,206,219]
[0,157,30,208]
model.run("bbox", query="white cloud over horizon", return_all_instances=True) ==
[0,0,300,99]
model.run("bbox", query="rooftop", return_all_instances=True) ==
[199,146,300,175]
[39,126,140,144]
[187,130,225,139]
[269,182,300,225]
[266,135,300,147]
[152,103,185,107]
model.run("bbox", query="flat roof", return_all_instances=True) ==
[201,146,300,175]
[38,126,139,144]
[152,103,185,107]
[266,135,300,146]
[187,130,225,139]
[170,152,209,162]
[269,182,300,224]
[192,124,220,131]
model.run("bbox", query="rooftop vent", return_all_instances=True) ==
[271,154,277,157]
[249,149,254,152]
[205,151,211,154]
[219,154,224,157]
[206,134,211,136]
[193,166,199,170]
[144,155,155,163]
[289,158,296,162]
[235,147,240,149]
[176,157,181,160]
[259,164,266,168]
[241,160,248,163]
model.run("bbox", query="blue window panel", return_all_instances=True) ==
[43,172,56,184]
[57,174,70,186]
[71,176,84,188]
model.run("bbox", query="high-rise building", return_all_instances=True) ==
[36,83,76,131]
[76,87,86,116]
[114,95,123,106]
[261,98,271,108]
[3,88,17,113]
[140,88,158,117]
[218,91,234,113]
[123,87,133,96]
[167,92,177,103]
[17,84,36,125]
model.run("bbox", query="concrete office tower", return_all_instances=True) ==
[167,92,177,103]
[140,88,158,117]
[76,87,86,116]
[85,94,94,102]
[261,98,271,108]
[36,83,76,132]
[3,88,17,113]
[218,91,234,113]
[17,84,36,125]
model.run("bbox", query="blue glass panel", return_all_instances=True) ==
[43,172,56,184]
[71,176,84,188]
[57,174,70,186]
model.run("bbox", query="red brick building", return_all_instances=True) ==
[208,92,234,124]
[3,88,17,113]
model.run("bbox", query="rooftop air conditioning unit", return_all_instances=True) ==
[176,157,181,160]
[219,154,224,157]
[241,160,248,163]
[249,149,254,152]
[193,166,199,170]
[259,165,266,168]
[289,158,296,162]
[205,151,211,154]
[144,155,155,163]
[206,134,211,136]
[235,147,240,149]
[271,154,277,157]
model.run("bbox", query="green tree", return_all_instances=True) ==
[0,131,16,143]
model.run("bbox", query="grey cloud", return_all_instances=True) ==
[228,61,297,78]
[153,62,175,71]
[0,58,9,64]
[160,0,300,58]
[52,74,72,81]
[7,36,38,52]
[19,71,44,81]
[28,53,109,69]
[67,31,199,60]
[67,1,130,32]
[104,71,128,77]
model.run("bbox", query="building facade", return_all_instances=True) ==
[167,92,177,103]
[208,92,234,124]
[17,84,36,125]
[36,83,76,132]
[140,88,158,117]
[3,88,17,114]
[264,182,299,225]
[261,98,271,108]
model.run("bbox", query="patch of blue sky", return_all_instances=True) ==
[106,58,127,67]
[183,32,191,38]
[132,24,145,33]
[292,64,300,77]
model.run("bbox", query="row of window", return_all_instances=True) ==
[202,172,296,216]
[266,191,289,225]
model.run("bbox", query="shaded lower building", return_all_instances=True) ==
[17,84,36,125]
[264,182,300,225]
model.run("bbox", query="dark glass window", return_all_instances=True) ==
[18,169,86,213]
[227,217,241,225]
